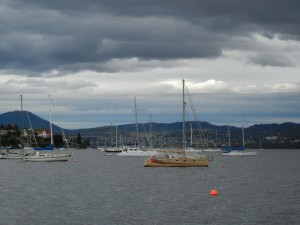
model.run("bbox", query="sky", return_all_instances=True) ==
[0,0,300,129]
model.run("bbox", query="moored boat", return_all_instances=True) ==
[222,150,257,156]
[117,146,158,156]
[103,147,122,153]
[0,150,25,159]
[221,121,257,156]
[144,153,209,167]
[143,79,211,167]
[23,96,72,162]
[203,148,221,152]
[117,98,159,157]
[23,151,71,162]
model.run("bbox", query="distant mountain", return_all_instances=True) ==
[1,111,300,149]
[247,122,300,139]
[73,121,218,137]
[0,111,221,136]
[0,110,62,133]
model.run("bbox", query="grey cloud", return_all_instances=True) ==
[10,0,299,36]
[248,53,294,67]
[1,0,299,75]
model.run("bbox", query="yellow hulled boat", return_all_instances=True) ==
[144,154,209,167]
[143,79,211,167]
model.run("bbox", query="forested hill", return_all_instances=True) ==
[1,111,300,148]
[0,110,62,132]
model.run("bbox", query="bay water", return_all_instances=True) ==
[0,149,299,225]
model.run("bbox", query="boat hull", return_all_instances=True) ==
[203,148,221,152]
[144,155,209,167]
[24,156,70,162]
[0,154,24,159]
[117,150,158,156]
[34,145,54,151]
[222,151,257,156]
[104,148,122,153]
[0,149,26,159]
[24,152,71,162]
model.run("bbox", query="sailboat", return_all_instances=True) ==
[203,129,221,152]
[185,123,203,153]
[0,95,28,159]
[24,95,71,162]
[222,119,257,156]
[144,79,210,167]
[0,144,25,159]
[117,97,158,156]
[23,151,71,162]
[103,125,122,153]
[258,138,264,150]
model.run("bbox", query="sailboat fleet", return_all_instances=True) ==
[0,95,72,162]
[1,79,260,165]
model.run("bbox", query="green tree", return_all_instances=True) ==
[76,133,82,144]
[79,138,90,149]
[53,134,64,148]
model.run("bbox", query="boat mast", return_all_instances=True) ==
[134,97,139,148]
[150,114,153,148]
[48,95,53,146]
[20,95,24,154]
[242,120,245,147]
[241,111,247,147]
[228,125,231,147]
[259,138,262,149]
[20,94,23,132]
[190,123,193,147]
[115,125,118,148]
[110,123,113,147]
[215,129,218,149]
[183,79,186,151]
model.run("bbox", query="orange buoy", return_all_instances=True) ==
[210,189,219,196]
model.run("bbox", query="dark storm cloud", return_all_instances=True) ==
[10,0,300,35]
[1,0,299,74]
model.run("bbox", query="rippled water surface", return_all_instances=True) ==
[0,149,299,225]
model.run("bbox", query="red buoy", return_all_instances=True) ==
[210,189,219,196]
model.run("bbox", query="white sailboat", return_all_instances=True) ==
[24,95,72,162]
[103,125,122,153]
[203,129,221,152]
[185,123,203,153]
[222,150,257,156]
[0,148,25,159]
[117,97,158,157]
[258,138,264,150]
[23,151,71,162]
[1,95,27,159]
